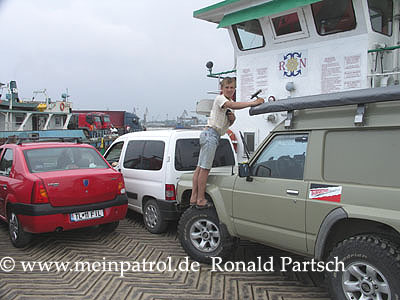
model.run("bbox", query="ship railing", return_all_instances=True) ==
[368,45,400,88]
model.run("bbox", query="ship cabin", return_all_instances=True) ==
[194,0,398,161]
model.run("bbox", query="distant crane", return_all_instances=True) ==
[143,107,148,127]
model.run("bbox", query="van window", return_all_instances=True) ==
[175,138,235,171]
[324,129,400,187]
[142,141,164,170]
[123,140,164,171]
[311,0,356,35]
[104,141,124,164]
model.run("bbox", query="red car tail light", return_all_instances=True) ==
[165,184,176,201]
[117,177,126,195]
[31,180,49,204]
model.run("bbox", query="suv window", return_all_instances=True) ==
[175,139,235,171]
[252,134,308,180]
[104,141,124,164]
[123,140,164,171]
[0,149,13,176]
[324,129,400,187]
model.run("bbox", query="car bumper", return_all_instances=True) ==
[155,199,179,221]
[9,194,128,233]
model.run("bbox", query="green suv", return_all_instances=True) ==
[177,86,400,300]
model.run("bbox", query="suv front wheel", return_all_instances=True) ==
[326,235,400,300]
[178,206,236,264]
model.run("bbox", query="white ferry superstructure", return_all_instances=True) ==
[194,0,398,161]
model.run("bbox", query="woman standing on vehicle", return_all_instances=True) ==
[190,77,264,208]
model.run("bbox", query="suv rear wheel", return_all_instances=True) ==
[143,199,168,234]
[326,235,400,300]
[178,206,236,264]
[8,211,32,248]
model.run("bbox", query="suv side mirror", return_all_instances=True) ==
[238,163,250,177]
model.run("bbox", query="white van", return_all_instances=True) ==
[103,129,236,233]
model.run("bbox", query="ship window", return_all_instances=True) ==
[15,113,25,126]
[272,12,302,36]
[368,0,393,36]
[232,19,265,51]
[311,0,356,36]
[55,116,61,126]
[244,132,255,153]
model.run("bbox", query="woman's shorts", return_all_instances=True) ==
[197,127,220,170]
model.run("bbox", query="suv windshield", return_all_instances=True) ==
[24,147,109,173]
[175,138,235,171]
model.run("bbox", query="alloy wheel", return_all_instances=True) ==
[145,204,158,229]
[189,218,220,253]
[342,261,391,300]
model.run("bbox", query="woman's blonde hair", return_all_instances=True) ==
[220,77,236,88]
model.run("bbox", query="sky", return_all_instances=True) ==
[0,0,233,121]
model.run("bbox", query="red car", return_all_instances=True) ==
[0,141,128,247]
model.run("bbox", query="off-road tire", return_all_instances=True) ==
[100,221,119,233]
[178,206,236,264]
[143,199,168,234]
[326,235,400,300]
[8,211,32,248]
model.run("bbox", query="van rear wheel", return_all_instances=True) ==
[143,199,168,234]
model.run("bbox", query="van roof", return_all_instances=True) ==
[117,129,204,139]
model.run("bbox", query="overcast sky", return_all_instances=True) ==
[0,0,233,121]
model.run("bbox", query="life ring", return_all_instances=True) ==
[227,129,238,152]
[60,102,65,111]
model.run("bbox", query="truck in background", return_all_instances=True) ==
[73,110,142,134]
[95,112,112,130]
[67,112,103,137]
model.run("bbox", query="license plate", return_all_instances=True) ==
[70,209,104,222]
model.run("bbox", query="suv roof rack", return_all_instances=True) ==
[249,86,400,128]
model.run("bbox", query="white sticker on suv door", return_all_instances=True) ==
[309,184,342,203]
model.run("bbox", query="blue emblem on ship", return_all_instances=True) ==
[283,52,302,77]
[83,179,89,187]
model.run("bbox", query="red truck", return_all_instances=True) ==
[68,112,103,136]
[94,112,112,130]
[72,110,141,134]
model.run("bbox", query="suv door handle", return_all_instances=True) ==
[286,189,299,196]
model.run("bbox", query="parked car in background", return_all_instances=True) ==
[103,129,236,233]
[0,140,128,247]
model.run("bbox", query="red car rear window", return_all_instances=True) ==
[24,147,109,173]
